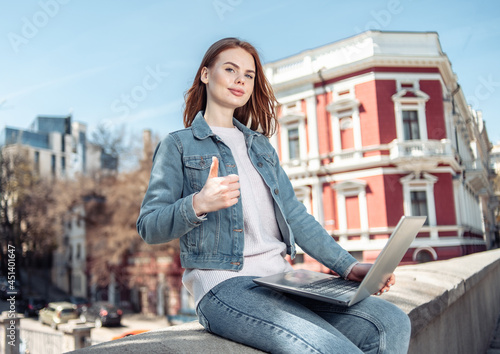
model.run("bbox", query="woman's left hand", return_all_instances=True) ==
[346,263,396,296]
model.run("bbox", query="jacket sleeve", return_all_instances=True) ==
[272,148,358,278]
[136,134,204,244]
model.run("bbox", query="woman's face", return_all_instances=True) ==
[201,47,256,111]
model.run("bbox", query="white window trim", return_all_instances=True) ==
[279,106,307,166]
[332,180,369,242]
[392,86,430,142]
[326,96,362,160]
[400,172,438,239]
[294,186,312,215]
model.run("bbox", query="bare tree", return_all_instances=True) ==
[89,122,142,172]
[84,131,178,289]
[0,146,59,278]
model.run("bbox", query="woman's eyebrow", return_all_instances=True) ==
[223,61,256,74]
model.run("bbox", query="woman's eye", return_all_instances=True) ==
[246,74,254,79]
[225,68,235,73]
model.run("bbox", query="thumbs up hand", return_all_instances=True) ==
[192,157,240,216]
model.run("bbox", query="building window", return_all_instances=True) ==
[76,243,81,260]
[326,94,362,161]
[403,110,420,140]
[294,186,312,215]
[392,82,430,142]
[288,127,300,160]
[410,191,429,225]
[278,101,306,166]
[415,250,433,263]
[61,156,66,174]
[332,180,369,242]
[34,151,40,173]
[400,172,437,231]
[51,154,56,176]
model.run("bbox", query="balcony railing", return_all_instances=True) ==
[389,139,453,159]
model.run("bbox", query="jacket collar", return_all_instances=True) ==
[191,111,260,140]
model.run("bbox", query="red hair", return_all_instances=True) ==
[183,38,278,137]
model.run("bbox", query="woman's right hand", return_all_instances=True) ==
[192,156,240,215]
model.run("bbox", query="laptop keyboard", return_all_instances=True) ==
[298,277,360,297]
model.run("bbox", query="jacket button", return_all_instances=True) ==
[257,162,263,167]
[274,188,279,195]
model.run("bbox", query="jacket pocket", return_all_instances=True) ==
[183,155,217,191]
[260,152,277,166]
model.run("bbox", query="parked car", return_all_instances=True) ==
[80,302,122,328]
[38,302,78,330]
[64,295,90,314]
[18,296,47,317]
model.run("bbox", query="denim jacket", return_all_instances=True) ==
[137,111,357,277]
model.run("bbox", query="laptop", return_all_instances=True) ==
[253,215,426,307]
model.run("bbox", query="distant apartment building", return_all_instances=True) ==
[264,31,498,265]
[0,114,117,298]
[491,144,500,174]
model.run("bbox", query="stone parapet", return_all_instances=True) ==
[68,249,500,354]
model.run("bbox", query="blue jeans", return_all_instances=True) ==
[197,276,411,354]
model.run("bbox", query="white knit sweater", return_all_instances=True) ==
[182,126,293,306]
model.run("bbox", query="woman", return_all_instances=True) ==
[137,37,411,353]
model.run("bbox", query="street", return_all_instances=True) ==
[0,299,171,345]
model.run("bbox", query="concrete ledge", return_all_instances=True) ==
[68,249,500,354]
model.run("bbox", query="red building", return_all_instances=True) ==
[265,31,497,266]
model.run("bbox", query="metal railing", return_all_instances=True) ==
[20,327,63,354]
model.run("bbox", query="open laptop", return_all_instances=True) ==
[253,215,426,307]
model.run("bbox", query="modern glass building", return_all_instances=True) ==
[1,114,117,178]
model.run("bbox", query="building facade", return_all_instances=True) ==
[264,31,497,265]
[0,114,116,298]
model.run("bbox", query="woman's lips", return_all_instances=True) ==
[229,88,244,97]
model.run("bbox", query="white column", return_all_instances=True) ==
[402,186,411,215]
[306,96,320,169]
[359,190,369,241]
[418,102,428,140]
[426,183,438,239]
[108,272,116,305]
[352,109,363,159]
[312,178,324,226]
[453,179,462,227]
[270,131,279,152]
[157,273,165,316]
[394,102,403,141]
[332,115,341,154]
[337,193,347,243]
[299,119,307,167]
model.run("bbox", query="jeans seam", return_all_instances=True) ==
[209,291,324,354]
[315,307,386,353]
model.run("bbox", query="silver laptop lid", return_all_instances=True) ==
[349,215,426,305]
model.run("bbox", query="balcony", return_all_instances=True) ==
[463,158,493,193]
[389,139,456,172]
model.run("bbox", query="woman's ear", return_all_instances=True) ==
[200,67,209,84]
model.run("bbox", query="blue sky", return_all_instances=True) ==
[1,0,499,146]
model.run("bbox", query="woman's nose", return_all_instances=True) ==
[235,75,245,85]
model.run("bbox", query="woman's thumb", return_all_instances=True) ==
[208,156,219,178]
